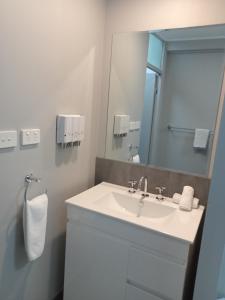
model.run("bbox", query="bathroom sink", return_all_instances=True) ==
[141,200,176,219]
[66,182,204,243]
[94,191,176,220]
[94,192,139,217]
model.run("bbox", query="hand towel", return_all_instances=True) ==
[179,186,194,211]
[132,154,140,164]
[193,128,210,149]
[23,193,48,261]
[172,193,199,209]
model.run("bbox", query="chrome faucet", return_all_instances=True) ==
[155,186,166,201]
[128,180,137,193]
[137,176,149,197]
[136,176,149,216]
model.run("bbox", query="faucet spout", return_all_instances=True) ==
[137,176,149,197]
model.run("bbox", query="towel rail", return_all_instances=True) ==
[128,144,139,152]
[167,125,214,135]
[24,174,47,202]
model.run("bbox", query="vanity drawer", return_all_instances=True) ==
[125,284,163,300]
[127,247,186,300]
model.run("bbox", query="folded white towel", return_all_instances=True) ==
[172,193,199,209]
[193,128,210,149]
[172,193,182,204]
[23,193,48,261]
[179,186,194,211]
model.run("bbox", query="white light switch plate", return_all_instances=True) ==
[21,129,40,146]
[0,131,17,149]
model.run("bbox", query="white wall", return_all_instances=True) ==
[0,1,106,299]
[106,0,225,32]
[105,32,148,161]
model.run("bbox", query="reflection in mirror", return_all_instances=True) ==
[105,25,225,176]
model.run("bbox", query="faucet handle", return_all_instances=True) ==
[155,186,166,194]
[128,180,137,193]
[155,186,166,201]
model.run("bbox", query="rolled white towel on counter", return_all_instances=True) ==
[172,193,199,209]
[182,185,194,197]
[179,186,194,211]
[23,193,48,261]
[172,193,182,204]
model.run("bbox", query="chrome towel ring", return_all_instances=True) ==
[24,174,47,202]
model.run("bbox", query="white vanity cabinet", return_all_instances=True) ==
[125,285,163,300]
[64,221,129,300]
[64,205,195,300]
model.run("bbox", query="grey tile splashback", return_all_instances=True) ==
[95,157,211,206]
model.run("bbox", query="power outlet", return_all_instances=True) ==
[21,129,40,146]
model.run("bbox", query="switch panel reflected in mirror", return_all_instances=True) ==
[104,24,225,176]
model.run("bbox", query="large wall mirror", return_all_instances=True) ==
[105,25,225,177]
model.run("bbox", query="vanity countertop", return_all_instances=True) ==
[66,182,204,244]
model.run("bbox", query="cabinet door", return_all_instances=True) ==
[64,222,129,300]
[127,246,186,300]
[125,284,163,300]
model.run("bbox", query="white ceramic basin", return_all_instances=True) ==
[94,192,139,217]
[141,200,176,219]
[94,192,176,220]
[66,182,204,243]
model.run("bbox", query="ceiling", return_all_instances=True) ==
[154,24,225,42]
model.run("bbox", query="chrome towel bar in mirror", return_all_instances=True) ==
[167,125,214,135]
